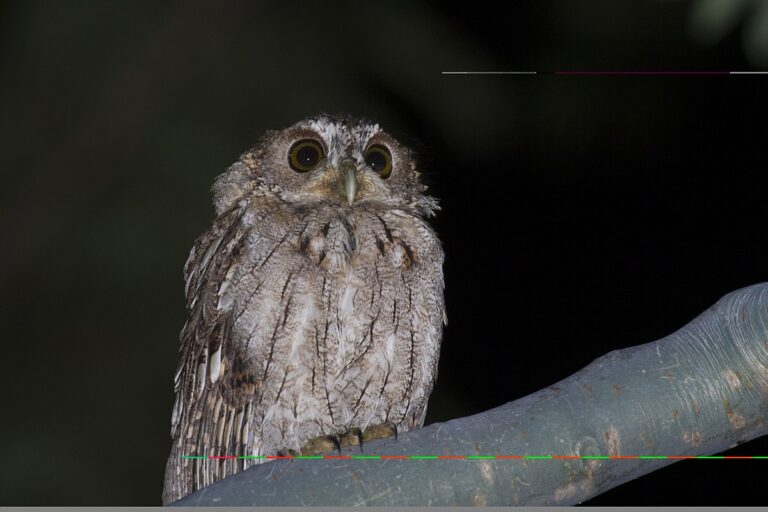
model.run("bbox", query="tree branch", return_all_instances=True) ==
[171,283,768,506]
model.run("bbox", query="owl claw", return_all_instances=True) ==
[299,423,399,457]
[339,427,365,452]
[300,434,342,455]
[363,421,398,442]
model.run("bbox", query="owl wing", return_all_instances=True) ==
[163,203,257,503]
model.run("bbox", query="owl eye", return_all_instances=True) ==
[289,139,324,172]
[364,144,393,179]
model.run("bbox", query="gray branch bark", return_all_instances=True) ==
[171,283,768,506]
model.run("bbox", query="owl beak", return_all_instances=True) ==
[337,160,359,206]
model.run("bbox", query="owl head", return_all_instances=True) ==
[212,114,438,217]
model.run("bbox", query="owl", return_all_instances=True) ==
[162,114,446,504]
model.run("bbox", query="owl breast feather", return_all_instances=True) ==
[216,201,445,454]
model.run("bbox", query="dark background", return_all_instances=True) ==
[1,0,767,505]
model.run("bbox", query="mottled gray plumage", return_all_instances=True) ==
[163,115,445,504]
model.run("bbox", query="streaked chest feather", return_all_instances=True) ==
[219,204,441,402]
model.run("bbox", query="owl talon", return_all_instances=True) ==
[300,434,342,455]
[339,427,365,451]
[363,421,398,442]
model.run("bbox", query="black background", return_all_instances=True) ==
[1,0,767,505]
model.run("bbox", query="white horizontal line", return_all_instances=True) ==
[730,71,768,74]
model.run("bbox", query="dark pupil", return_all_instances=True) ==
[297,145,319,167]
[366,151,387,171]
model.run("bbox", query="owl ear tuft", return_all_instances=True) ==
[211,160,254,215]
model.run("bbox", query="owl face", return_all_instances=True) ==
[217,115,436,217]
